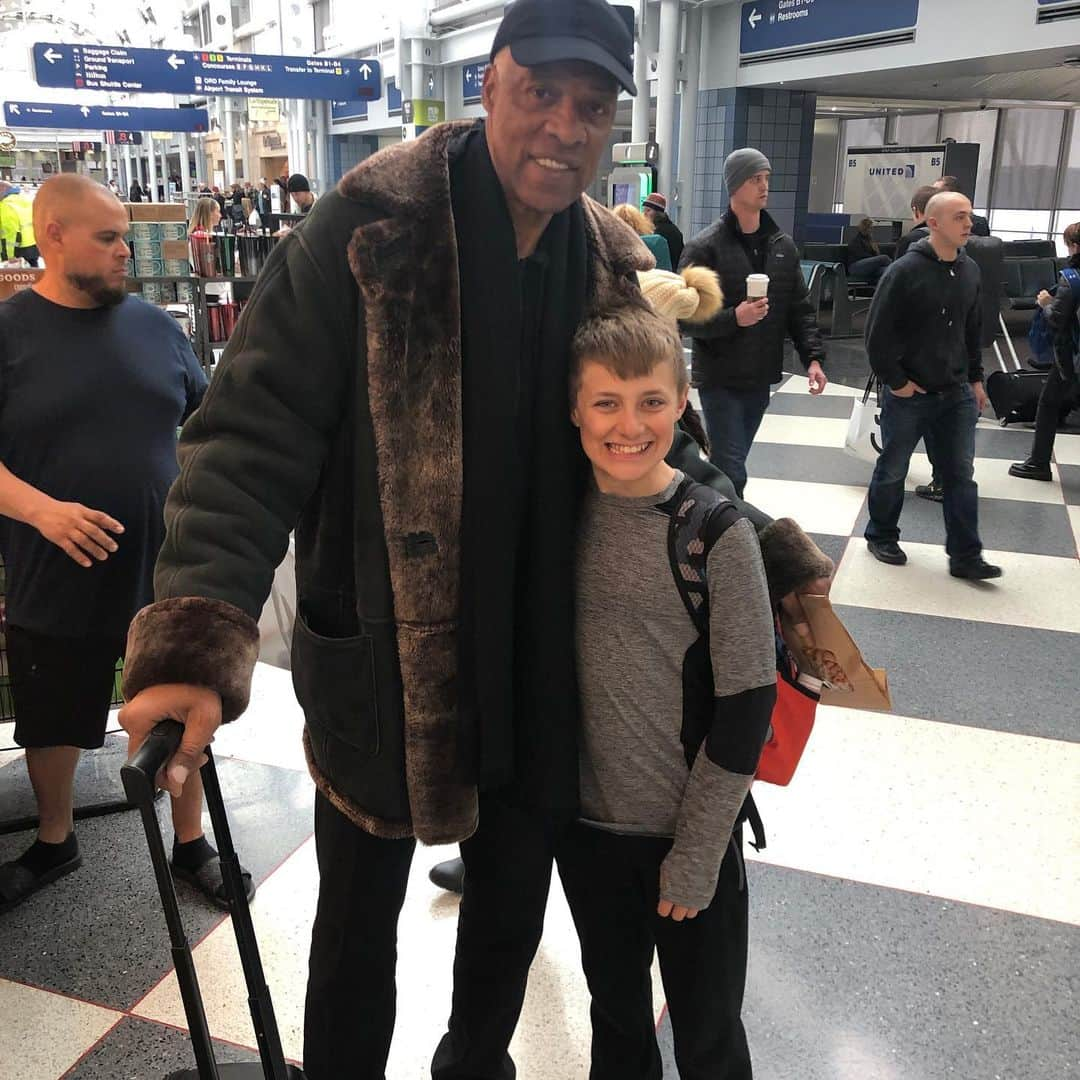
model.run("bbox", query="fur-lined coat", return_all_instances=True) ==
[123,121,829,846]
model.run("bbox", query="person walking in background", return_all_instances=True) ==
[678,147,827,498]
[0,181,38,266]
[642,191,683,268]
[846,217,891,285]
[1009,220,1080,482]
[612,201,672,270]
[864,191,1002,580]
[128,179,143,203]
[896,185,937,259]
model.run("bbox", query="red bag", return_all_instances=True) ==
[756,625,821,786]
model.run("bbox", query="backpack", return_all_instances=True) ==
[1028,267,1080,370]
[666,477,823,849]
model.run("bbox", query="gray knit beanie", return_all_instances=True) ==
[724,148,772,195]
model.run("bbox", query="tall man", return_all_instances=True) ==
[0,176,253,914]
[118,3,833,1075]
[864,192,1002,579]
[679,148,827,498]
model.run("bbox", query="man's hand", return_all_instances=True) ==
[971,381,989,413]
[658,898,699,921]
[735,298,769,327]
[890,380,925,398]
[119,684,222,796]
[30,500,124,568]
[807,361,828,395]
[1037,289,1053,308]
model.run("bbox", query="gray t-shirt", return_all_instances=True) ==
[575,470,776,909]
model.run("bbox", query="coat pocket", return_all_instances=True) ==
[291,614,379,756]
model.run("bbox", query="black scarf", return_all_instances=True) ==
[450,123,588,815]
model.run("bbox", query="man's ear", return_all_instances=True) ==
[675,389,689,420]
[481,56,499,114]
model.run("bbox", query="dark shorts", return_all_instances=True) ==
[7,626,126,749]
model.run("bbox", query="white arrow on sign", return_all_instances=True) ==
[748,7,762,28]
[43,48,63,64]
[167,53,185,70]
[80,105,90,117]
[9,104,20,114]
[465,68,474,83]
[359,63,372,78]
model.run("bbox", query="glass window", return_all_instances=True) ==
[994,108,1066,211]
[1058,118,1080,207]
[940,110,997,209]
[843,117,886,149]
[231,0,251,30]
[1053,209,1080,255]
[313,0,332,51]
[895,113,939,146]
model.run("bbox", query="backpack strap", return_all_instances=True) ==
[1061,266,1080,299]
[662,476,745,639]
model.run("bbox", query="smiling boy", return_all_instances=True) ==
[559,296,776,1079]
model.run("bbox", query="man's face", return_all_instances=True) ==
[292,190,314,211]
[50,193,131,306]
[930,197,973,249]
[483,50,619,218]
[732,170,770,214]
[641,205,657,223]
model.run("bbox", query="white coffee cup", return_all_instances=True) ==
[746,273,770,299]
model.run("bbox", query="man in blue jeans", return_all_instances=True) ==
[679,148,826,497]
[864,191,1002,580]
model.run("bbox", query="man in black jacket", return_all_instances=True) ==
[679,147,826,497]
[864,192,1002,579]
[642,191,683,267]
[895,184,936,260]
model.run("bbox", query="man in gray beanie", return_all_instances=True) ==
[679,147,827,496]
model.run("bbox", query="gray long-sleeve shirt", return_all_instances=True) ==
[575,471,777,910]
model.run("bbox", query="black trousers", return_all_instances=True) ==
[304,789,560,1080]
[1030,362,1077,467]
[556,822,752,1080]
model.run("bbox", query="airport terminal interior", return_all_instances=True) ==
[0,0,1078,1077]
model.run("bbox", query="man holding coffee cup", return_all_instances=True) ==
[679,148,826,497]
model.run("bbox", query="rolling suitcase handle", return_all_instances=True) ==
[121,721,301,1080]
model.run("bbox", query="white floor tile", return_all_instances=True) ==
[755,414,850,449]
[0,978,120,1079]
[0,721,23,771]
[832,541,1080,634]
[1052,431,1080,467]
[742,477,867,536]
[747,708,1080,926]
[895,453,1065,504]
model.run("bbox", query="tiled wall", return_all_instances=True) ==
[692,88,817,243]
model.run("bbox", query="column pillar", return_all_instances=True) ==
[631,0,650,143]
[146,133,159,200]
[223,101,237,186]
[675,4,702,228]
[314,100,328,192]
[655,0,680,199]
[179,132,192,197]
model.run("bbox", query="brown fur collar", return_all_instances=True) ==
[758,519,835,605]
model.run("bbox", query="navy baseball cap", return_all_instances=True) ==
[491,0,637,96]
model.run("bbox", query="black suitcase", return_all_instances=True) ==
[121,721,305,1080]
[986,368,1046,425]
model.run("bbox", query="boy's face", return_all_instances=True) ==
[571,358,688,498]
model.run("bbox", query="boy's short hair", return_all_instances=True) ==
[570,298,689,401]
[911,185,938,216]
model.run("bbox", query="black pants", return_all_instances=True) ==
[431,790,560,1079]
[556,823,752,1080]
[304,789,560,1080]
[1030,362,1077,467]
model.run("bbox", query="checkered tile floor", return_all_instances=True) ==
[0,372,1077,1079]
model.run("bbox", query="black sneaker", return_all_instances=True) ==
[429,857,465,895]
[949,557,1003,580]
[867,540,907,565]
[1008,460,1052,482]
[915,481,944,502]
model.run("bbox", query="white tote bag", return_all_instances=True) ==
[257,537,296,670]
[844,376,884,464]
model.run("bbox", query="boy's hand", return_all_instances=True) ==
[657,898,699,921]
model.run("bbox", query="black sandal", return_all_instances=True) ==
[0,853,83,915]
[171,854,256,912]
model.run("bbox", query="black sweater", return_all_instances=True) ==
[1045,254,1080,360]
[865,238,984,392]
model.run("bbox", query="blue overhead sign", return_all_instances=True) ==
[740,0,919,56]
[462,62,487,105]
[387,79,402,117]
[331,98,368,122]
[32,41,381,101]
[3,100,209,132]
